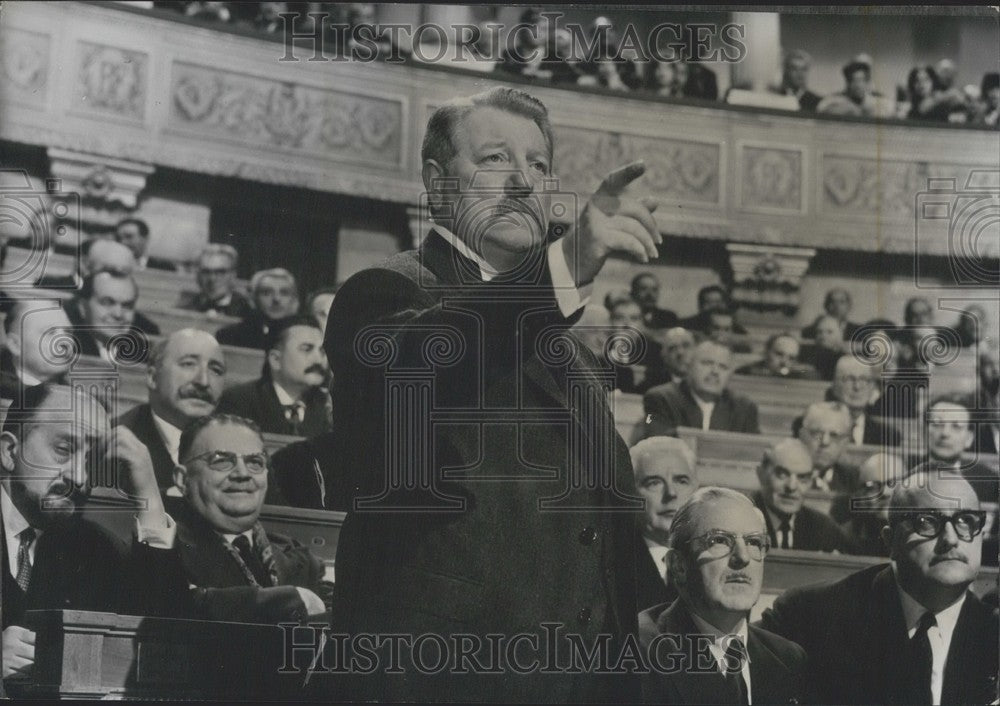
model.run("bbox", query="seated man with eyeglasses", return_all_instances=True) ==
[638,486,806,705]
[797,401,856,498]
[834,452,904,557]
[168,413,327,624]
[759,471,998,705]
[752,439,848,553]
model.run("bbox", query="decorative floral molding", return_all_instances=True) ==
[727,242,816,313]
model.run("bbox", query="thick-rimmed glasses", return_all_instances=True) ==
[896,510,987,542]
[687,531,771,561]
[182,450,269,474]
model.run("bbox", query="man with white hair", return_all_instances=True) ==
[216,268,300,349]
[631,436,698,611]
[177,244,253,319]
[827,355,901,446]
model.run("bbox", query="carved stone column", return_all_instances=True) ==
[726,242,816,315]
[47,148,155,237]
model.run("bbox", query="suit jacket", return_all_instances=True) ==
[638,599,806,705]
[644,307,678,330]
[797,344,839,381]
[643,380,760,438]
[316,232,640,702]
[217,376,331,438]
[791,392,903,447]
[215,314,271,349]
[64,300,160,353]
[114,403,177,490]
[752,492,848,552]
[635,530,677,613]
[269,431,347,511]
[735,359,821,380]
[758,563,999,705]
[169,498,325,624]
[176,289,254,319]
[1,512,187,630]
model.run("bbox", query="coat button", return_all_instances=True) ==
[576,607,592,625]
[578,526,598,545]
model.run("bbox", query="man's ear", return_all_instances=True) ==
[173,464,188,494]
[267,348,281,373]
[145,362,157,392]
[421,159,444,193]
[0,431,18,475]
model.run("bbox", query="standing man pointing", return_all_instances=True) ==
[320,87,660,702]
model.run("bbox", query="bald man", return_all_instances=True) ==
[752,439,847,552]
[631,437,698,611]
[759,472,998,704]
[114,328,226,490]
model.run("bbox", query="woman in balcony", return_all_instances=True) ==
[905,65,957,122]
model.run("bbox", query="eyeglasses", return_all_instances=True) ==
[896,510,987,542]
[181,450,269,474]
[687,531,770,562]
[801,427,849,443]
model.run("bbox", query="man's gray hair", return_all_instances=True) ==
[199,243,239,269]
[784,49,812,67]
[249,267,297,297]
[667,486,763,552]
[630,436,696,478]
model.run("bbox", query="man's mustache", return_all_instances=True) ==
[180,385,217,404]
[304,364,327,376]
[930,552,968,565]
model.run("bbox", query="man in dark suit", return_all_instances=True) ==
[678,286,747,336]
[759,472,999,705]
[752,439,848,552]
[798,314,844,381]
[630,272,677,330]
[801,287,860,340]
[268,431,343,510]
[836,452,900,557]
[114,217,177,271]
[169,414,327,624]
[65,269,158,360]
[215,268,299,349]
[0,300,73,402]
[830,355,901,446]
[631,437,698,612]
[644,340,760,438]
[318,86,658,701]
[770,49,822,112]
[217,316,331,437]
[638,487,806,704]
[176,244,253,319]
[735,332,820,380]
[797,401,857,499]
[605,294,669,394]
[1,384,184,680]
[114,328,226,491]
[660,327,695,385]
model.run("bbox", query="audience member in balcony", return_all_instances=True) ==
[834,452,899,556]
[183,0,231,23]
[253,1,286,34]
[752,439,848,552]
[659,327,695,385]
[905,65,956,122]
[0,301,73,402]
[797,401,855,496]
[678,284,747,335]
[643,340,759,438]
[647,60,684,98]
[306,286,337,336]
[170,414,328,623]
[217,316,331,437]
[630,272,678,330]
[631,436,697,612]
[972,72,999,128]
[817,60,878,117]
[801,287,859,341]
[67,269,158,361]
[114,328,226,491]
[1,384,185,680]
[538,28,583,85]
[736,332,820,380]
[798,314,844,380]
[496,8,545,79]
[215,267,299,349]
[681,61,719,101]
[758,470,997,705]
[770,50,822,112]
[895,296,941,371]
[177,244,253,319]
[606,293,668,394]
[114,217,176,271]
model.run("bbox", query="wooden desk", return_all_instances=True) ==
[676,427,885,469]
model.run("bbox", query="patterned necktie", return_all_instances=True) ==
[778,518,791,549]
[15,527,36,592]
[911,611,936,705]
[723,636,749,706]
[284,402,304,434]
[232,534,270,587]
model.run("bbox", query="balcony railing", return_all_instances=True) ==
[1,1,997,257]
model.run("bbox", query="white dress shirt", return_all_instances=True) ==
[432,225,591,318]
[765,506,795,549]
[690,612,753,705]
[150,410,183,465]
[644,536,669,580]
[2,487,39,578]
[897,577,967,706]
[851,413,865,445]
[273,381,306,423]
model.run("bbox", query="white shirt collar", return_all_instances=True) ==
[2,486,40,578]
[222,528,254,546]
[149,409,183,465]
[432,225,499,282]
[690,390,716,431]
[644,536,669,579]
[766,505,796,531]
[896,575,966,643]
[852,413,865,444]
[19,369,42,386]
[272,380,302,406]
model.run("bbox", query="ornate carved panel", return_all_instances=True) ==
[0,28,50,108]
[168,62,404,169]
[821,154,981,221]
[74,42,148,122]
[553,125,720,205]
[740,146,803,212]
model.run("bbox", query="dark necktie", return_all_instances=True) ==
[723,636,749,706]
[15,527,36,592]
[284,402,304,435]
[232,535,270,587]
[778,517,791,549]
[911,611,936,705]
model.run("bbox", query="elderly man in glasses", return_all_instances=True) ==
[759,471,998,705]
[638,487,806,705]
[170,413,327,624]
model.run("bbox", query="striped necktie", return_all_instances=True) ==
[15,527,36,592]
